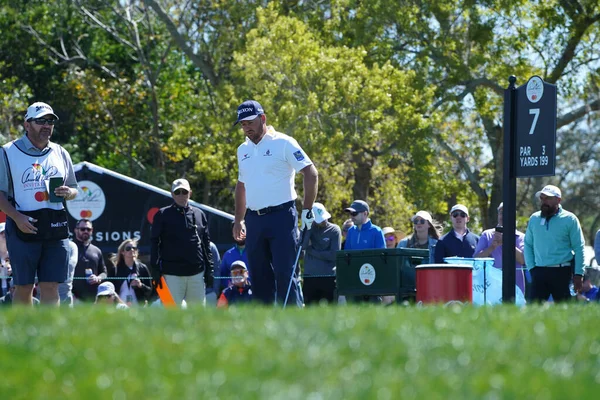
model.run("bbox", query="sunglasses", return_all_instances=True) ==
[385,236,396,241]
[77,227,92,232]
[125,246,138,252]
[29,118,57,126]
[413,219,427,225]
[452,212,467,218]
[231,269,246,276]
[173,189,189,195]
[349,211,359,217]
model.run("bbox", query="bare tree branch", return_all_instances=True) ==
[547,9,600,83]
[76,4,138,53]
[143,0,219,86]
[558,98,600,127]
[21,24,120,79]
[436,135,487,199]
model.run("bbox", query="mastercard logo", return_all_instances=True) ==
[34,191,49,202]
[80,210,93,218]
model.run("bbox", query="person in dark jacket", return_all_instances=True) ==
[302,202,341,305]
[217,260,252,308]
[434,204,479,263]
[151,178,214,307]
[109,239,153,306]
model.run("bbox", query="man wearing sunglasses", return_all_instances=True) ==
[343,200,385,250]
[0,102,79,306]
[72,219,108,302]
[433,204,479,263]
[150,178,214,307]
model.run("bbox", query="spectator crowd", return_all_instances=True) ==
[1,100,598,308]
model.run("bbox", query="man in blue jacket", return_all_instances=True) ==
[434,204,479,263]
[344,200,385,250]
[344,199,385,303]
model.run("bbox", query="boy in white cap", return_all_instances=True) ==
[217,260,252,307]
[302,202,341,305]
[434,204,479,263]
[524,184,585,302]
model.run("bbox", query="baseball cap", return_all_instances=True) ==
[96,282,116,297]
[312,202,331,223]
[171,178,191,193]
[450,204,469,216]
[0,223,5,234]
[234,100,264,125]
[345,200,369,213]
[382,227,396,235]
[535,185,561,199]
[411,210,433,223]
[231,260,247,271]
[25,102,58,121]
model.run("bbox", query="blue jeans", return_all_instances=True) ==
[5,218,69,285]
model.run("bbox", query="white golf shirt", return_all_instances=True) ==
[237,126,312,210]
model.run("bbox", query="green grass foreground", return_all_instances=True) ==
[1,304,599,399]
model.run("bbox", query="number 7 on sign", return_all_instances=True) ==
[529,108,540,135]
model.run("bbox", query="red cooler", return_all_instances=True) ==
[416,264,473,304]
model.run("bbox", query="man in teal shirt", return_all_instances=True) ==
[524,185,585,302]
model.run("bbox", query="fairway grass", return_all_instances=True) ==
[1,304,599,399]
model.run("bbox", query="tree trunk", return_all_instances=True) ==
[351,151,374,201]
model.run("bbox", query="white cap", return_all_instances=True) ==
[450,204,469,216]
[231,260,247,270]
[382,227,396,235]
[25,102,58,121]
[171,178,191,193]
[312,202,331,224]
[535,185,561,199]
[96,282,116,297]
[411,210,433,223]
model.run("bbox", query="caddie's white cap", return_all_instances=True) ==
[25,102,58,121]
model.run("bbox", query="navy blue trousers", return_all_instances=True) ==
[245,202,301,307]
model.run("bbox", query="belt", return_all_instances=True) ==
[248,201,294,216]
[540,262,572,268]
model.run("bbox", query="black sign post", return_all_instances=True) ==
[502,76,557,303]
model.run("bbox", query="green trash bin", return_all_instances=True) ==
[336,248,430,299]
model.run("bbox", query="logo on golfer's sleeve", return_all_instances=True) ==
[293,151,305,161]
[359,263,376,286]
